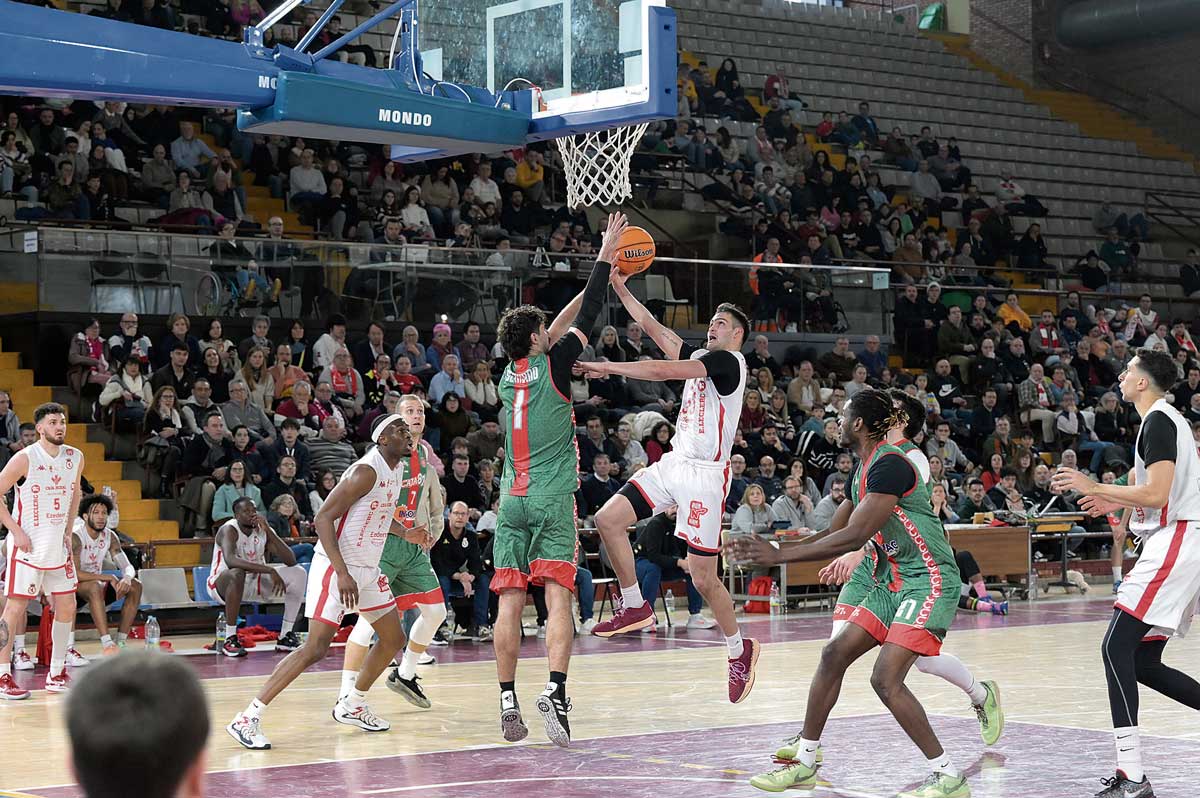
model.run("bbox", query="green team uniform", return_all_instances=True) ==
[384,440,443,609]
[492,348,582,592]
[834,439,928,624]
[844,441,960,655]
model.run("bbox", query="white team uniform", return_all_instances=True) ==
[627,348,747,552]
[306,446,403,627]
[6,442,82,599]
[72,522,116,575]
[1113,399,1200,638]
[208,520,307,604]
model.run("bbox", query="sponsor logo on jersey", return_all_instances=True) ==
[687,500,708,529]
[884,540,899,556]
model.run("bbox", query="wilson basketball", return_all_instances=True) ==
[615,226,656,275]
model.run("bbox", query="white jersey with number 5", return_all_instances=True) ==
[672,348,747,462]
[14,441,82,568]
[315,446,403,568]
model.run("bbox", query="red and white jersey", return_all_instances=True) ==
[208,520,267,586]
[72,521,115,575]
[672,349,746,463]
[1131,398,1200,537]
[316,446,403,568]
[13,441,82,568]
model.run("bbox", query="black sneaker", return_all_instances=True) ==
[500,690,528,742]
[386,670,431,708]
[275,631,302,651]
[221,637,247,658]
[1095,772,1155,798]
[535,689,572,748]
[430,626,451,646]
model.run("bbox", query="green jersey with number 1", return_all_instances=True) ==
[499,352,579,497]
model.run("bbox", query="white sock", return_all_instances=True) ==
[927,752,959,777]
[914,654,985,703]
[726,630,744,659]
[797,737,821,767]
[244,698,267,719]
[117,632,128,643]
[399,648,419,680]
[50,620,71,672]
[225,624,238,641]
[1112,566,1123,581]
[340,670,358,697]
[100,634,114,648]
[14,634,25,652]
[280,618,295,636]
[347,687,368,707]
[1114,726,1143,781]
[620,583,644,608]
[0,663,9,677]
[67,631,76,647]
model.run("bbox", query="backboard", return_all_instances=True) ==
[414,0,674,141]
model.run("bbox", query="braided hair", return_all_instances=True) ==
[848,388,905,443]
[888,388,926,441]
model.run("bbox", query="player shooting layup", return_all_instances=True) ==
[579,268,758,704]
[0,402,83,699]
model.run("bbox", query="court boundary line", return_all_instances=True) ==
[21,709,1200,794]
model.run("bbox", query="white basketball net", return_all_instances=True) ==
[554,123,649,209]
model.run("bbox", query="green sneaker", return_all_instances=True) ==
[749,761,819,793]
[972,680,1004,746]
[897,772,971,798]
[773,733,823,763]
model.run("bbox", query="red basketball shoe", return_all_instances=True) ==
[590,600,654,638]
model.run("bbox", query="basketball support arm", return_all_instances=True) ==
[0,0,675,160]
[0,0,526,156]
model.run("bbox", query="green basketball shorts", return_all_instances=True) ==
[491,493,579,592]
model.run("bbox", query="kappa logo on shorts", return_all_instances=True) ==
[377,574,390,593]
[687,500,708,529]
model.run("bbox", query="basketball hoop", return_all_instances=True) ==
[554,122,649,209]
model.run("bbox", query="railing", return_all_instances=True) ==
[0,224,896,335]
[1144,190,1200,251]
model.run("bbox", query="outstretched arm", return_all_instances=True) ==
[548,212,629,347]
[576,357,708,383]
[728,492,898,565]
[609,266,684,360]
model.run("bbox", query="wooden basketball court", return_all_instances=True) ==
[4,596,1200,798]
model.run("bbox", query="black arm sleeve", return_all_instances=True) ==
[1137,411,1178,467]
[548,260,611,396]
[574,259,612,336]
[695,350,744,396]
[864,454,917,497]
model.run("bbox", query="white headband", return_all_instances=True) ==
[371,413,404,443]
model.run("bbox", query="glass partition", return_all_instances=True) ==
[2,225,895,335]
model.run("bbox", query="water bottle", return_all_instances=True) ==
[446,605,457,643]
[664,589,676,618]
[769,582,782,617]
[215,611,225,653]
[145,616,161,651]
[1027,568,1039,601]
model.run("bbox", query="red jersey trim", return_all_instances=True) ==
[886,623,944,656]
[313,563,335,622]
[530,558,578,592]
[1132,520,1187,619]
[847,606,888,644]
[490,567,529,593]
[393,586,444,611]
